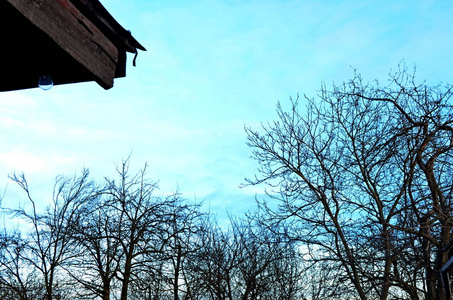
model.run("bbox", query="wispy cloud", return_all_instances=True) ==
[1,0,452,217]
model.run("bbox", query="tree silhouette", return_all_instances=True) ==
[245,65,453,300]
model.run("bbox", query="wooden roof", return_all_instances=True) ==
[1,0,146,92]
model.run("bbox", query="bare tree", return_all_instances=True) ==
[7,170,96,300]
[245,65,453,299]
[161,194,206,300]
[0,228,44,300]
[126,193,207,300]
[186,218,242,300]
[65,194,121,300]
[100,160,180,300]
[231,213,305,300]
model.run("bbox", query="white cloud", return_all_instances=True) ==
[0,151,77,174]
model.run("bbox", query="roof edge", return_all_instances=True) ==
[70,0,146,53]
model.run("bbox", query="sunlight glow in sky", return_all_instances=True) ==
[1,0,453,219]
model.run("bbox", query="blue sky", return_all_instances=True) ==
[1,0,453,220]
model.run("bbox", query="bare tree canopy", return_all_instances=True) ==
[245,65,453,300]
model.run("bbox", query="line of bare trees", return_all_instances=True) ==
[0,161,309,300]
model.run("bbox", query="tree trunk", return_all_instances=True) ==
[381,227,392,300]
[120,257,132,300]
[173,245,182,300]
[103,281,110,300]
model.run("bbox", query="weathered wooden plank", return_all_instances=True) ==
[6,0,118,89]
[72,0,146,53]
